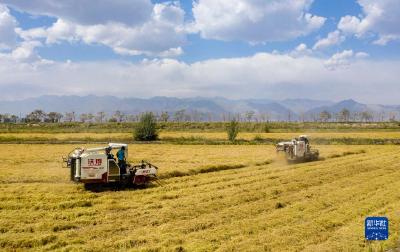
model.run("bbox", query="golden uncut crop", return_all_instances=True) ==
[1,131,400,142]
[1,143,399,251]
[160,131,400,140]
[0,133,130,142]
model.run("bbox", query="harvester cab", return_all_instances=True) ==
[276,135,319,162]
[63,143,159,187]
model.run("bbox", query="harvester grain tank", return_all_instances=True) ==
[276,135,319,162]
[64,143,159,187]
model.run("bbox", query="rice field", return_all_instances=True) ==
[1,131,400,143]
[160,131,400,140]
[1,142,399,251]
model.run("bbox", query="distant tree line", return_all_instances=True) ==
[316,109,396,123]
[0,108,398,123]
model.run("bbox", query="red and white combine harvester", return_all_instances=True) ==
[64,143,159,188]
[276,135,319,163]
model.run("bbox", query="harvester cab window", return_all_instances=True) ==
[106,147,114,160]
[300,136,308,143]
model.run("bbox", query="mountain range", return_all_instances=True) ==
[0,96,399,121]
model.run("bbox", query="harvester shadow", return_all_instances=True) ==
[83,182,158,192]
[285,158,323,165]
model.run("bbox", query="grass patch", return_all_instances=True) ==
[1,121,400,134]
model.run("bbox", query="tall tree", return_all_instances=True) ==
[226,119,240,142]
[134,112,158,141]
[10,115,18,123]
[174,109,186,122]
[339,108,350,122]
[388,112,397,122]
[160,111,170,122]
[298,111,305,122]
[113,110,124,122]
[245,111,255,122]
[47,112,63,123]
[360,111,373,122]
[260,113,270,122]
[96,111,106,123]
[125,114,136,122]
[319,110,332,122]
[87,113,95,122]
[1,114,10,123]
[64,112,76,122]
[27,110,45,123]
[79,113,88,123]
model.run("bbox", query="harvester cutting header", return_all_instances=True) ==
[276,135,319,162]
[64,143,159,187]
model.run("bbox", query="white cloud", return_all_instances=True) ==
[1,0,153,26]
[17,19,77,44]
[192,0,326,43]
[290,43,312,57]
[324,50,354,70]
[338,15,362,35]
[313,30,345,50]
[355,52,369,59]
[0,40,52,64]
[373,35,400,46]
[338,0,400,45]
[16,2,186,57]
[10,41,41,62]
[158,47,184,58]
[0,4,17,49]
[324,50,369,70]
[0,52,399,104]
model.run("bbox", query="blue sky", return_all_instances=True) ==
[0,0,399,104]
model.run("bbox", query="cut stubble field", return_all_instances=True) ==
[1,142,400,251]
